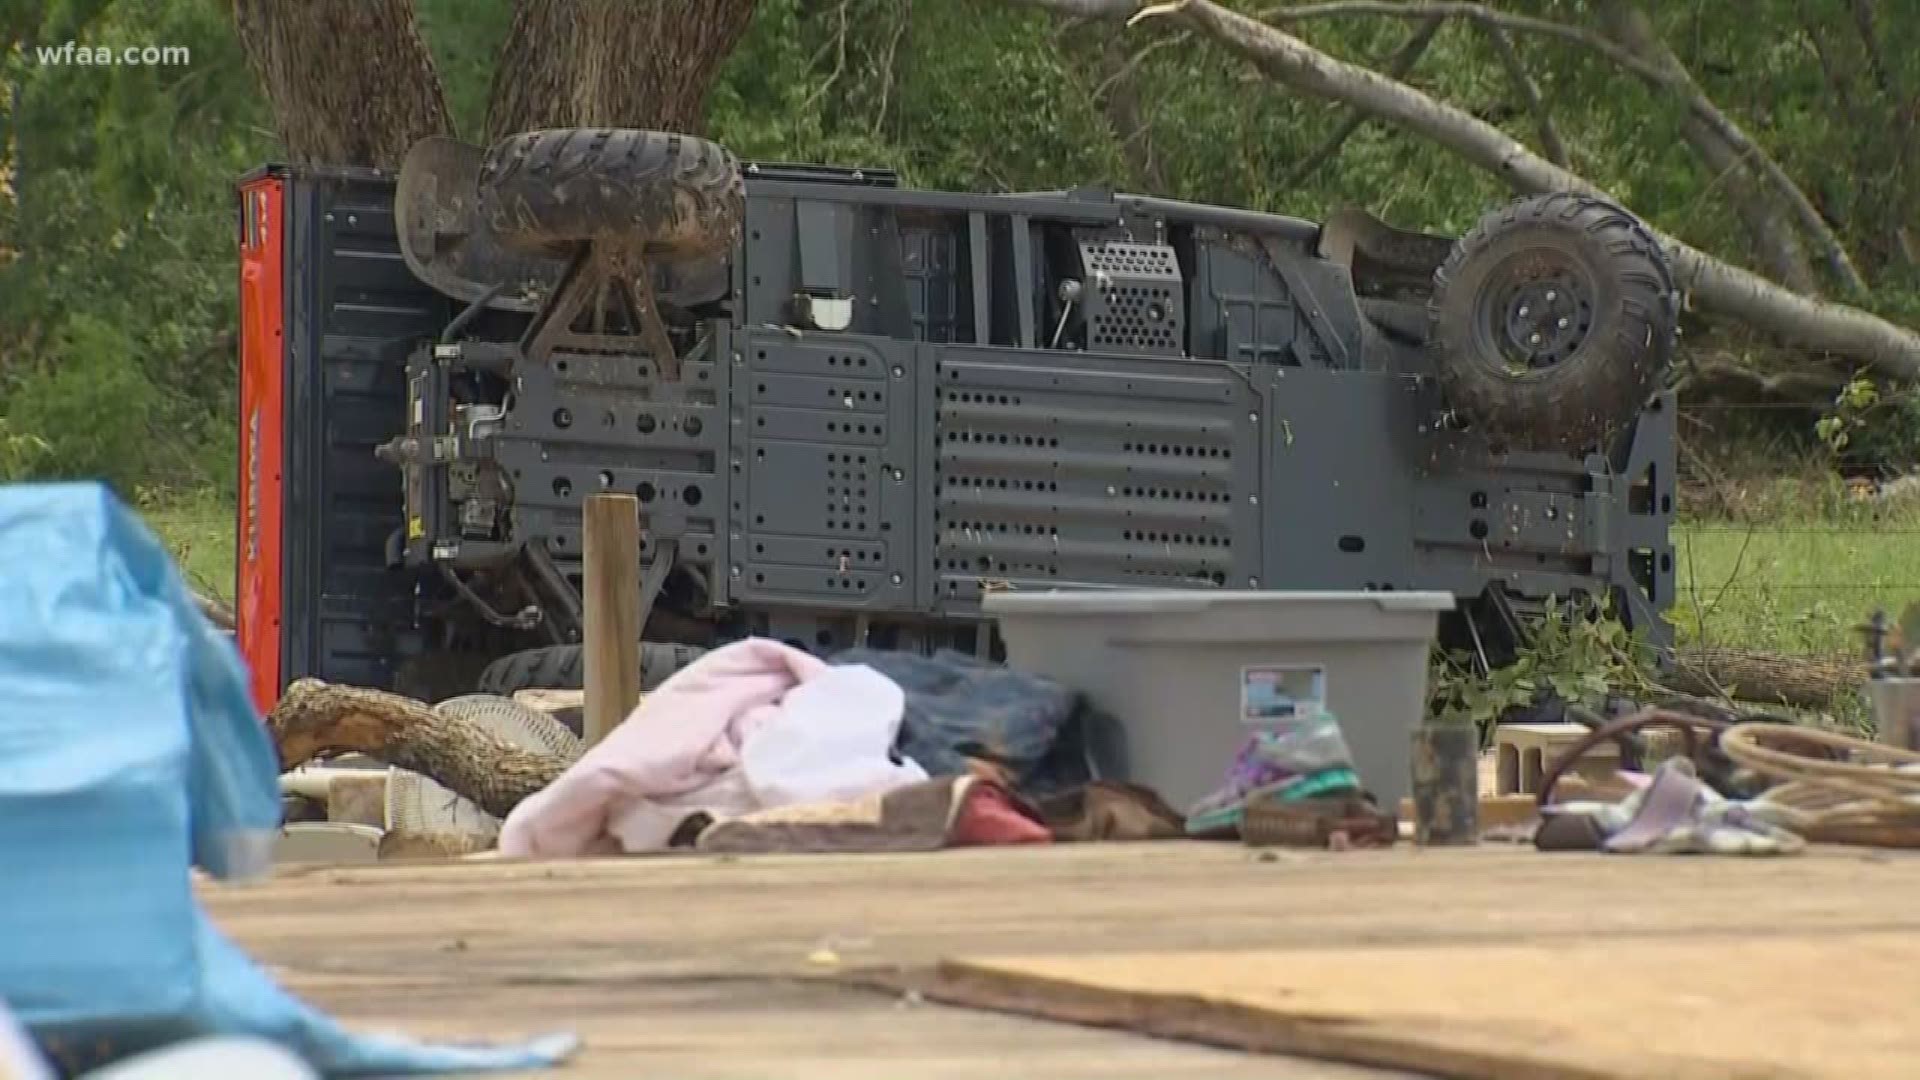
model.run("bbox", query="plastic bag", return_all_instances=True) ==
[0,483,578,1076]
[1185,712,1362,834]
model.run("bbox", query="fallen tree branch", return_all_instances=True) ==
[1011,0,1920,378]
[1255,0,1709,84]
[268,678,568,818]
[1261,0,1867,294]
[1668,648,1866,710]
[1284,13,1443,185]
[1671,355,1849,405]
[1846,0,1891,94]
[192,590,236,632]
[1085,31,1174,192]
[1478,23,1567,167]
[1596,0,1818,295]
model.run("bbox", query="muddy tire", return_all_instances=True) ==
[475,128,744,260]
[1427,192,1679,453]
[474,641,708,697]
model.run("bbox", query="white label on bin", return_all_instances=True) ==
[1241,664,1326,724]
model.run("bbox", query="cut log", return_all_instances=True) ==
[267,678,569,818]
[1667,648,1867,709]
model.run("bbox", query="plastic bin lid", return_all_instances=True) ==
[980,588,1455,616]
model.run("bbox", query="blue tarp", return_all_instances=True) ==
[0,482,577,1077]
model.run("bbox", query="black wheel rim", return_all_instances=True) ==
[1476,250,1596,376]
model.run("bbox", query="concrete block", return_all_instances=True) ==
[1493,722,1619,796]
[325,771,389,828]
[377,830,494,861]
[274,823,381,865]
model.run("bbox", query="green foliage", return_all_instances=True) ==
[1816,377,1881,453]
[5,313,162,490]
[2,0,266,494]
[0,417,50,480]
[1428,596,1648,738]
[415,0,513,138]
[1672,482,1920,656]
[139,483,232,594]
[1812,376,1920,473]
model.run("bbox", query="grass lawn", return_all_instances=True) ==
[142,487,1919,660]
[1673,522,1918,656]
[142,490,236,601]
[1672,477,1920,657]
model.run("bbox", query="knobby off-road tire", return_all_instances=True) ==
[1427,192,1680,453]
[475,128,744,260]
[474,641,709,697]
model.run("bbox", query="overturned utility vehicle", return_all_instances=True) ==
[232,127,1679,709]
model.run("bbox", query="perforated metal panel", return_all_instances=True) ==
[735,332,919,610]
[1078,239,1184,355]
[492,344,728,590]
[929,348,1261,610]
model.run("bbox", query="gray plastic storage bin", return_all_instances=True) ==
[982,589,1454,813]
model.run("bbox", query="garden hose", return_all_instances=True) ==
[1535,707,1730,810]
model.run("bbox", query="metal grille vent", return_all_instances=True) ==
[1080,240,1184,355]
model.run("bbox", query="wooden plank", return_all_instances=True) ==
[208,846,1920,982]
[285,974,1415,1080]
[200,845,1920,1078]
[582,493,641,747]
[925,932,1920,1080]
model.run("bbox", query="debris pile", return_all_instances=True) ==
[268,637,1424,859]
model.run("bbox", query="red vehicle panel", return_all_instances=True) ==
[235,176,284,713]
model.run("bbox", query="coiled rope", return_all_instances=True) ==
[1533,706,1920,846]
[1721,722,1920,841]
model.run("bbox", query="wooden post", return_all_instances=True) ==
[583,493,641,748]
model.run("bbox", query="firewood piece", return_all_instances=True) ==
[1667,648,1867,709]
[267,678,568,818]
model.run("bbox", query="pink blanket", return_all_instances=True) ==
[498,637,926,858]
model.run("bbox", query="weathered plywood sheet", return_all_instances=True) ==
[931,932,1920,1080]
[201,844,1920,1079]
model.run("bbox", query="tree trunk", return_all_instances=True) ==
[1594,1,1819,295]
[484,0,760,141]
[1007,0,1920,380]
[1667,648,1866,710]
[231,0,452,169]
[269,679,568,818]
